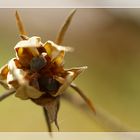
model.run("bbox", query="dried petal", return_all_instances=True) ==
[15,37,41,66]
[48,40,73,52]
[66,66,88,78]
[0,64,9,80]
[44,41,73,60]
[14,59,22,68]
[15,85,44,100]
[43,42,53,57]
[16,48,34,66]
[7,72,18,88]
[52,50,65,65]
[54,76,65,84]
[15,36,42,49]
[7,58,27,88]
[53,66,88,97]
[53,71,74,96]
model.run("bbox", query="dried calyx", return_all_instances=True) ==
[0,9,95,132]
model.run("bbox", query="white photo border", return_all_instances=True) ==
[0,0,140,8]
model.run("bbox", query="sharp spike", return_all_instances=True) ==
[56,9,77,45]
[15,11,27,37]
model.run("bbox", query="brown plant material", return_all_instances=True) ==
[0,10,95,132]
[56,9,77,45]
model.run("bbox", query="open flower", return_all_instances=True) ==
[0,10,95,132]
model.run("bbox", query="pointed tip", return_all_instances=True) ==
[43,107,52,133]
[55,119,60,131]
[89,102,96,114]
[15,10,18,16]
[56,9,77,45]
[81,66,88,71]
[15,10,17,16]
[84,66,88,69]
[15,10,27,36]
[74,66,88,75]
[70,9,77,17]
[15,10,20,21]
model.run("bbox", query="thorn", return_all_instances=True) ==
[15,10,27,37]
[56,9,77,45]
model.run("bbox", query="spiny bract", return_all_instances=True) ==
[0,10,95,132]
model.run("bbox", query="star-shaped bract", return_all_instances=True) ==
[0,10,95,132]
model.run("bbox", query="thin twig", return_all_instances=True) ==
[0,88,15,101]
[62,92,131,131]
[56,9,76,45]
[0,80,9,90]
[70,83,96,113]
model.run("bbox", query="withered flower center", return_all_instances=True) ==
[38,76,60,93]
[30,56,47,72]
[0,10,96,133]
[28,54,61,96]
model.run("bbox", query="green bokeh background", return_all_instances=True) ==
[0,8,140,131]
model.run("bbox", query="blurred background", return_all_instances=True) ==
[0,8,140,132]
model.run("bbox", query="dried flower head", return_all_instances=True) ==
[0,9,95,132]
